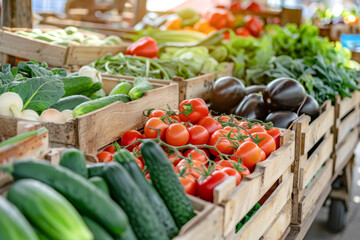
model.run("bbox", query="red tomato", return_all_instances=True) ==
[177,159,204,179]
[120,130,143,151]
[223,31,230,40]
[167,151,183,166]
[135,157,144,170]
[209,129,236,156]
[216,159,238,168]
[179,98,209,124]
[221,167,242,185]
[234,141,264,171]
[183,149,208,163]
[246,1,263,12]
[188,125,209,145]
[246,132,276,157]
[148,109,166,119]
[198,116,223,136]
[218,115,231,122]
[197,171,228,202]
[246,124,266,134]
[179,175,196,195]
[145,172,151,181]
[240,164,251,176]
[97,151,113,163]
[165,123,189,146]
[104,145,116,154]
[235,27,251,37]
[266,128,281,149]
[144,117,169,139]
[245,16,263,37]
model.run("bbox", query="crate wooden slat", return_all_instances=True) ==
[0,29,129,66]
[0,80,179,160]
[225,172,294,240]
[213,129,295,237]
[291,100,334,225]
[216,62,234,78]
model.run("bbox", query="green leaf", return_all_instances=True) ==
[8,76,65,112]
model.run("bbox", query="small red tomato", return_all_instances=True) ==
[177,159,204,179]
[179,98,209,124]
[208,129,236,156]
[179,175,196,195]
[104,145,116,154]
[188,125,209,145]
[240,164,251,176]
[197,170,228,202]
[165,123,189,146]
[221,167,242,185]
[149,109,166,119]
[183,149,208,163]
[167,151,183,166]
[198,116,223,136]
[97,151,113,163]
[234,141,265,171]
[246,132,276,157]
[266,128,281,149]
[144,117,169,139]
[120,130,143,151]
[134,157,144,170]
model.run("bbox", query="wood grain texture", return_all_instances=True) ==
[336,108,359,144]
[334,127,359,173]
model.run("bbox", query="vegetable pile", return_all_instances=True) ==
[15,26,122,46]
[97,98,282,202]
[0,143,195,240]
[0,61,153,123]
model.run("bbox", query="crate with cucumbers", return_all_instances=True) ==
[0,60,179,159]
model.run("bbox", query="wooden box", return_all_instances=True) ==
[212,130,295,238]
[0,79,179,160]
[0,28,129,66]
[291,100,334,225]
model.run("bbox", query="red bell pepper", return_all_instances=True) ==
[235,27,251,37]
[229,1,242,12]
[246,1,263,12]
[179,98,209,124]
[206,9,234,30]
[245,16,263,37]
[126,36,158,58]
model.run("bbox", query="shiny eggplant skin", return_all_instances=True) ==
[211,76,246,114]
[245,85,266,95]
[265,111,298,128]
[263,78,306,111]
[234,93,268,120]
[297,95,320,120]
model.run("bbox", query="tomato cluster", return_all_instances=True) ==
[98,98,281,202]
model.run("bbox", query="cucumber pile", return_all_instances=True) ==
[0,141,195,240]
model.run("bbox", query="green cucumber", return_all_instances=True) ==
[128,77,153,100]
[115,150,178,238]
[141,139,195,227]
[73,94,130,117]
[1,160,128,237]
[102,162,169,240]
[60,148,88,178]
[0,196,38,240]
[7,179,92,240]
[80,82,103,97]
[116,226,137,240]
[87,163,106,178]
[109,82,132,96]
[52,95,91,111]
[89,176,110,195]
[61,76,94,97]
[82,215,113,240]
[89,89,106,99]
[34,228,50,240]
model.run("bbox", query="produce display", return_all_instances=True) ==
[15,26,123,46]
[0,61,153,122]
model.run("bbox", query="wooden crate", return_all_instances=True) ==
[102,72,216,102]
[174,196,223,240]
[212,129,295,238]
[291,100,334,224]
[216,62,234,78]
[0,80,179,160]
[0,28,129,66]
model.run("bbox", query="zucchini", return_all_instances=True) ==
[0,196,38,240]
[87,163,106,178]
[73,94,130,117]
[82,215,113,240]
[141,139,195,227]
[109,82,132,96]
[1,160,128,237]
[128,77,153,100]
[115,150,178,238]
[7,179,92,240]
[60,148,88,178]
[61,76,94,97]
[89,89,106,100]
[102,162,169,240]
[52,95,91,111]
[80,82,103,97]
[89,176,110,195]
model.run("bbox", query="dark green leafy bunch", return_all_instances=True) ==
[90,53,196,80]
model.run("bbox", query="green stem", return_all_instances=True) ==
[0,127,47,148]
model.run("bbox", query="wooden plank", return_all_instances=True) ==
[76,83,179,155]
[220,133,295,236]
[228,174,293,240]
[0,30,67,66]
[338,94,358,119]
[175,73,215,102]
[334,127,359,173]
[261,200,292,240]
[337,108,360,144]
[298,159,333,223]
[1,0,32,28]
[300,133,334,189]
